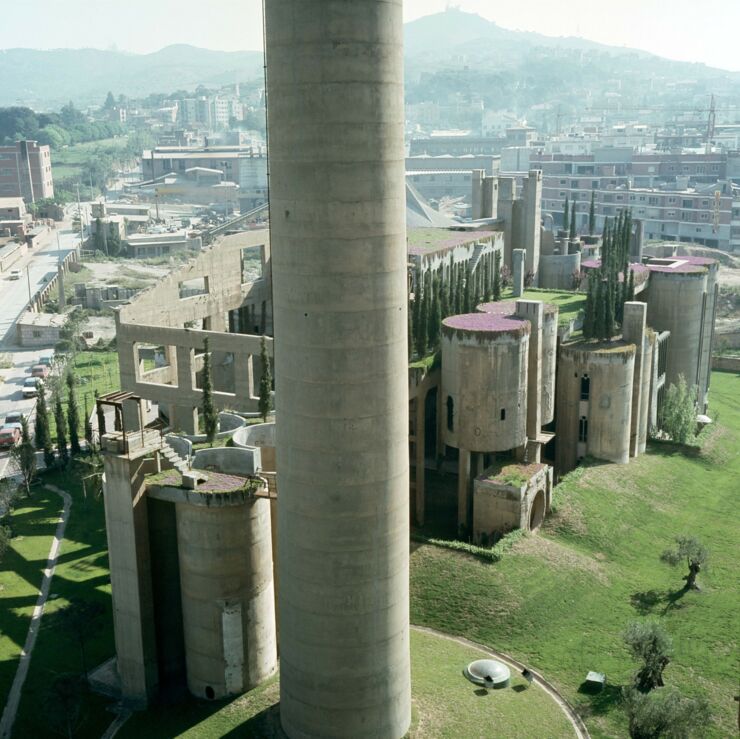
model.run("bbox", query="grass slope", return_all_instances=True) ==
[15,463,113,736]
[411,370,739,738]
[0,487,62,701]
[120,629,574,738]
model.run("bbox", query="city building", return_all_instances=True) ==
[0,140,54,203]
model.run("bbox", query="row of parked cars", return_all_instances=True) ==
[0,355,54,449]
[21,355,53,399]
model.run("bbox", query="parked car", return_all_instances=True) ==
[0,426,21,449]
[31,364,50,379]
[38,355,54,367]
[22,377,42,398]
[8,269,22,280]
[4,412,27,425]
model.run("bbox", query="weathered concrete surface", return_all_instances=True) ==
[513,248,526,297]
[556,342,635,474]
[176,500,277,700]
[265,1,411,736]
[101,452,160,705]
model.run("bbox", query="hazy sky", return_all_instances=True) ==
[1,0,739,72]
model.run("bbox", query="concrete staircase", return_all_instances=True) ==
[160,440,190,474]
[468,243,487,274]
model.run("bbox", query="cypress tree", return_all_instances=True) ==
[455,264,464,314]
[483,256,491,302]
[463,265,472,313]
[416,281,428,357]
[493,251,502,301]
[627,268,636,301]
[412,281,422,356]
[569,200,577,241]
[54,395,69,467]
[594,279,606,341]
[601,217,610,277]
[589,190,596,235]
[563,195,570,233]
[258,335,272,423]
[604,278,615,340]
[428,275,442,349]
[34,384,54,469]
[201,338,218,444]
[66,372,81,456]
[583,275,595,340]
[440,267,450,319]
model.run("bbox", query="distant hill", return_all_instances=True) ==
[1,10,738,111]
[0,45,264,108]
[404,8,618,59]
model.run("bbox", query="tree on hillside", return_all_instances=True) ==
[660,375,697,444]
[53,396,69,468]
[563,195,570,233]
[10,418,37,498]
[623,620,672,693]
[589,190,596,235]
[661,536,708,591]
[622,686,709,739]
[35,384,55,470]
[66,373,81,456]
[258,335,273,423]
[201,338,217,445]
[103,91,116,110]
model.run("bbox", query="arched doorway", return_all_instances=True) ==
[529,490,546,531]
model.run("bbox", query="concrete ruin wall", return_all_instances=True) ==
[473,464,553,542]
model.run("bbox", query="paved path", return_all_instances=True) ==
[0,485,72,739]
[411,625,590,739]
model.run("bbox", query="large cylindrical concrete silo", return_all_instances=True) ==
[264,2,411,737]
[176,499,277,700]
[442,312,530,452]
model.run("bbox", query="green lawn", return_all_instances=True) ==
[411,370,740,738]
[0,487,63,702]
[120,629,574,738]
[11,462,114,737]
[501,287,586,326]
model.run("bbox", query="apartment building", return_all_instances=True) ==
[0,140,54,203]
[532,150,733,250]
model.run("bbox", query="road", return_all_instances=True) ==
[0,211,84,476]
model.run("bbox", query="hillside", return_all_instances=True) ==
[0,45,264,108]
[410,370,739,737]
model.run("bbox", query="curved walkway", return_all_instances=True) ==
[0,485,72,739]
[411,625,590,739]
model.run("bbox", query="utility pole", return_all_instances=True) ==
[76,182,85,246]
[25,266,33,310]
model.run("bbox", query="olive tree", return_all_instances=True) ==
[623,620,672,693]
[661,536,708,591]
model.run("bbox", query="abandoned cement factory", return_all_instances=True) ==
[90,2,719,737]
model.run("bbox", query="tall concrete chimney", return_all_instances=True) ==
[265,2,411,737]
